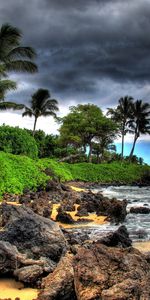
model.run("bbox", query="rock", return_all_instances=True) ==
[61,183,72,192]
[56,208,75,224]
[29,195,52,218]
[62,229,90,246]
[61,201,76,212]
[75,208,89,217]
[76,218,93,224]
[38,252,76,300]
[98,225,132,248]
[0,241,23,274]
[45,179,62,192]
[14,265,43,284]
[0,204,67,262]
[130,206,150,214]
[78,191,127,223]
[74,243,150,300]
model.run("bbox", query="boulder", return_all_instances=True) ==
[14,265,43,284]
[38,252,76,300]
[74,243,150,300]
[77,191,127,223]
[98,225,132,248]
[130,206,150,214]
[0,204,67,262]
[56,208,75,224]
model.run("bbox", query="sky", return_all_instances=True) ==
[0,0,150,163]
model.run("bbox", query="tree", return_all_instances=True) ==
[129,100,150,159]
[59,103,117,162]
[22,89,59,135]
[93,117,117,163]
[0,23,37,100]
[107,96,133,158]
[0,125,38,158]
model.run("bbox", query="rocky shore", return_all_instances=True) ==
[0,180,150,300]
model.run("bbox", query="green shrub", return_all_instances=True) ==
[0,152,48,197]
[38,159,150,184]
[0,125,38,159]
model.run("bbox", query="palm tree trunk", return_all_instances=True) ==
[121,132,125,158]
[129,134,138,159]
[33,116,37,136]
[121,123,125,159]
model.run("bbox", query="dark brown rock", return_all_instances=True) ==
[38,252,76,300]
[98,225,132,248]
[56,208,75,224]
[14,265,43,283]
[130,206,150,214]
[78,191,127,223]
[74,243,150,300]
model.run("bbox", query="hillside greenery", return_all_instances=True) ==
[0,151,149,197]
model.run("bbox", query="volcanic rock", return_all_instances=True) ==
[38,252,76,300]
[130,206,150,214]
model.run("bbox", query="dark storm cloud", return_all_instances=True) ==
[0,0,150,107]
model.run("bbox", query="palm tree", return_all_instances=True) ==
[107,96,133,158]
[22,89,59,135]
[129,100,150,159]
[0,23,37,100]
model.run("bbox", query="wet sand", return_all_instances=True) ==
[51,203,107,228]
[0,278,38,300]
[133,241,150,253]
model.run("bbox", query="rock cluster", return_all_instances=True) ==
[0,203,66,285]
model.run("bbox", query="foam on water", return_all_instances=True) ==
[71,186,150,242]
[100,186,150,241]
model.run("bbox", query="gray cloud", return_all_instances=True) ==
[0,0,150,108]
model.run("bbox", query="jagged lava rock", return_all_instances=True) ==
[130,206,150,214]
[74,243,150,300]
[38,252,76,300]
[0,204,67,261]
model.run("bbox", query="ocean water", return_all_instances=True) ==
[69,186,150,242]
[93,186,150,242]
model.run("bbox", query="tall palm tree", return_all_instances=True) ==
[0,23,37,100]
[107,96,133,158]
[22,89,59,135]
[129,100,150,159]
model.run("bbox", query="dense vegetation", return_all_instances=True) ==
[0,152,48,196]
[0,151,149,197]
[38,158,150,183]
[0,125,38,158]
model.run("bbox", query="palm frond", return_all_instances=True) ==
[0,79,16,100]
[0,23,21,47]
[5,60,38,73]
[22,107,34,117]
[6,46,36,60]
[41,111,57,117]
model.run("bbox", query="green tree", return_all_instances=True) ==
[59,103,117,162]
[107,96,133,158]
[93,118,117,163]
[22,88,59,135]
[0,23,37,100]
[0,125,38,158]
[129,100,150,158]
